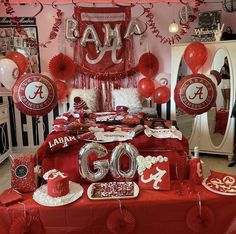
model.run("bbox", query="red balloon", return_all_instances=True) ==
[6,51,28,76]
[55,80,69,101]
[137,78,155,98]
[184,42,208,74]
[153,86,170,104]
[12,73,57,117]
[138,52,159,78]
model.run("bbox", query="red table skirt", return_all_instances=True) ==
[0,184,236,234]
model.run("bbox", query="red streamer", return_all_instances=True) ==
[1,1,63,48]
[142,1,204,45]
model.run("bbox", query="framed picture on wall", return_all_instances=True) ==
[0,17,41,73]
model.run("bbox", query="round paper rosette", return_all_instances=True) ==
[210,70,221,86]
[9,214,45,234]
[186,206,215,233]
[49,53,75,81]
[12,73,57,117]
[174,74,217,115]
[107,208,136,234]
[138,52,159,78]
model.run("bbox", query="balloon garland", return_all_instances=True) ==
[1,1,62,48]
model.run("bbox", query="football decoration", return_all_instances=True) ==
[12,73,57,117]
[107,207,136,234]
[49,53,75,81]
[138,52,159,78]
[174,74,217,115]
[184,42,208,74]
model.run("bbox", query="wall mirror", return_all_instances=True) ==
[176,57,195,139]
[207,49,231,147]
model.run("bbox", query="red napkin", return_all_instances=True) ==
[0,189,23,207]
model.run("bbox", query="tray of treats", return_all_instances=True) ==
[87,182,139,200]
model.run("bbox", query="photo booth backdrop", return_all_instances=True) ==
[0,2,236,151]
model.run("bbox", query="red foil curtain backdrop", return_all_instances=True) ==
[74,6,135,80]
[73,6,136,110]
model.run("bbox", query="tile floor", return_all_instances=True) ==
[0,154,236,194]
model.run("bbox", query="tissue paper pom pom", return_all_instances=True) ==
[186,206,215,233]
[107,208,136,234]
[9,214,45,234]
[49,53,75,81]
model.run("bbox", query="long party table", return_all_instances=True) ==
[37,132,189,183]
[0,183,236,234]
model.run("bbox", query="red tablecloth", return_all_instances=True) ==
[37,133,189,182]
[0,184,236,234]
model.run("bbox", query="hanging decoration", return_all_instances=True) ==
[141,1,204,45]
[106,207,136,234]
[12,73,57,117]
[74,6,136,81]
[183,42,208,74]
[174,74,217,115]
[1,1,62,48]
[49,53,75,81]
[138,52,159,78]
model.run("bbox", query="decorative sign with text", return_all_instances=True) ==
[192,11,221,42]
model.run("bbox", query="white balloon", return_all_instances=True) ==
[0,58,19,90]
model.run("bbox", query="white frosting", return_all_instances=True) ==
[136,155,168,176]
[33,181,84,207]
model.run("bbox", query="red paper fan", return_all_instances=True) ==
[49,53,75,81]
[107,208,136,234]
[186,206,215,233]
[210,70,221,85]
[138,52,159,78]
[9,214,45,234]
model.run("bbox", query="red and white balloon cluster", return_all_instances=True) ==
[0,51,28,90]
[137,52,170,104]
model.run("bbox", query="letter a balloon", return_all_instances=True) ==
[184,42,208,74]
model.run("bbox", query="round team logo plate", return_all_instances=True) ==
[174,74,217,115]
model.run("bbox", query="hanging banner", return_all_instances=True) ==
[74,6,136,80]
